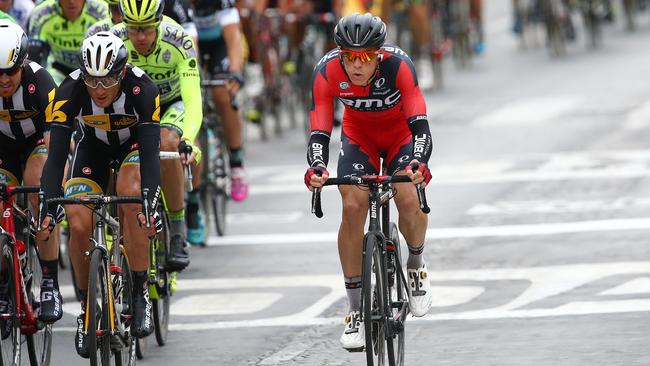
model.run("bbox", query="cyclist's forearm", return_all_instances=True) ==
[179,59,203,142]
[222,23,243,73]
[407,116,433,164]
[307,130,330,167]
[40,124,71,205]
[136,122,162,211]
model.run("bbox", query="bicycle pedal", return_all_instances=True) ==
[345,347,365,353]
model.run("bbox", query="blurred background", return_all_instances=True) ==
[40,0,650,364]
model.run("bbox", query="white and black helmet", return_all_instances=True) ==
[334,13,387,49]
[0,20,28,71]
[80,32,128,77]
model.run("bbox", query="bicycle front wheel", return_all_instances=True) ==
[386,223,407,366]
[26,243,52,366]
[152,277,170,346]
[113,248,135,366]
[362,234,388,366]
[88,250,111,366]
[0,234,22,366]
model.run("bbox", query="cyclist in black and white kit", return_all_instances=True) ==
[0,19,63,325]
[38,32,162,358]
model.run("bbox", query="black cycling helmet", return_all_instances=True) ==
[334,13,387,49]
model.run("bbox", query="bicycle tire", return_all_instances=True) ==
[88,249,110,366]
[202,183,227,238]
[386,223,406,366]
[153,211,171,346]
[362,234,388,366]
[152,295,170,346]
[135,337,146,360]
[26,243,52,366]
[113,248,136,366]
[0,234,21,366]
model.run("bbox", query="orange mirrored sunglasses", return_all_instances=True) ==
[340,49,381,63]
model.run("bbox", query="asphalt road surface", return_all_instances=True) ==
[40,3,650,365]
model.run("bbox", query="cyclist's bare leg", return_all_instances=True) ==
[66,204,94,292]
[116,165,148,272]
[24,152,59,261]
[337,185,370,277]
[408,3,432,56]
[392,170,428,252]
[212,87,242,153]
[160,128,184,214]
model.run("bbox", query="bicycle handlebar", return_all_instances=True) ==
[46,195,143,206]
[311,175,430,218]
[159,145,194,192]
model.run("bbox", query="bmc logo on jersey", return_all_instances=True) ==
[339,90,401,111]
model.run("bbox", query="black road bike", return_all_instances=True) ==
[311,171,430,366]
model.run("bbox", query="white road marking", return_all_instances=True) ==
[227,211,303,225]
[599,277,650,296]
[474,96,580,126]
[207,217,650,246]
[171,293,283,315]
[623,99,650,131]
[53,262,650,333]
[432,286,485,307]
[249,149,650,195]
[467,197,650,215]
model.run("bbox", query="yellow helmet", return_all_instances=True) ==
[119,0,164,26]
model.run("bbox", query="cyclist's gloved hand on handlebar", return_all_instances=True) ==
[178,139,201,166]
[304,165,329,191]
[137,210,162,237]
[406,160,432,187]
[35,204,65,241]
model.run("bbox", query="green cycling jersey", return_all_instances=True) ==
[112,16,203,143]
[27,0,109,74]
[0,10,16,23]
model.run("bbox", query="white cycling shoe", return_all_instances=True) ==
[408,262,433,317]
[340,310,365,351]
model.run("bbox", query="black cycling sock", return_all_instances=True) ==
[407,244,425,270]
[132,271,148,296]
[40,259,59,286]
[344,276,362,313]
[186,190,200,229]
[229,148,243,169]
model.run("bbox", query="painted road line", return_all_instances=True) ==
[172,293,284,315]
[467,197,650,215]
[226,211,303,225]
[207,217,650,246]
[474,96,580,126]
[623,99,650,131]
[599,277,650,296]
[53,262,650,332]
[249,149,650,195]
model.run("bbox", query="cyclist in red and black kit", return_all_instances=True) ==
[304,13,434,350]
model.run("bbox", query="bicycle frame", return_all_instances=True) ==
[0,185,41,336]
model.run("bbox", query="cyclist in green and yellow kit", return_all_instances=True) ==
[27,0,110,84]
[111,0,202,271]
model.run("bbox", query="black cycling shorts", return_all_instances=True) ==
[199,37,229,78]
[65,132,140,197]
[0,133,46,185]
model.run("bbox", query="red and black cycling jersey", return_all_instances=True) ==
[40,65,162,216]
[0,61,56,141]
[308,45,432,168]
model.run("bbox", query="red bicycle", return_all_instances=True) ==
[0,184,52,366]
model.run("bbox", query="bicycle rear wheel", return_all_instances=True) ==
[113,248,135,366]
[26,243,52,366]
[88,250,110,366]
[362,234,388,366]
[0,235,21,366]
